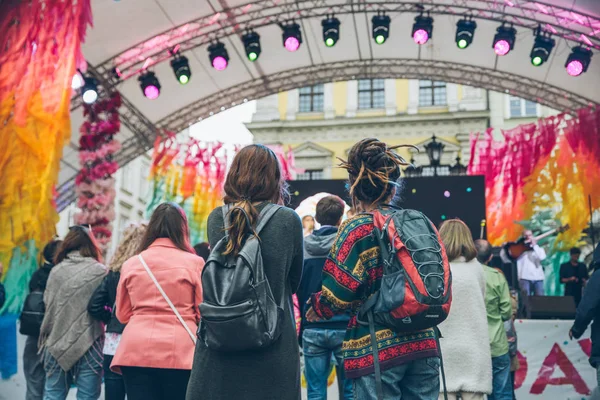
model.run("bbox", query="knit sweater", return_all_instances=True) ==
[39,252,107,371]
[310,214,438,379]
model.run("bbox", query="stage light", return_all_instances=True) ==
[81,75,98,104]
[322,16,340,47]
[441,214,447,220]
[444,190,451,198]
[493,25,516,56]
[208,42,229,71]
[565,46,592,77]
[242,31,261,61]
[456,19,476,49]
[530,31,555,66]
[281,22,302,52]
[412,15,433,45]
[138,71,160,100]
[412,188,417,194]
[466,187,472,193]
[72,71,84,90]
[372,14,390,45]
[170,54,191,84]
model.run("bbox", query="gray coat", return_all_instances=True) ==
[39,252,106,371]
[186,204,304,400]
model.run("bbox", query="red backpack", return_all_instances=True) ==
[358,206,452,331]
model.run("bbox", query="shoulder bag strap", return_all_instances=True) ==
[138,255,197,345]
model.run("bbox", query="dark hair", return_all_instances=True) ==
[570,247,581,255]
[339,138,411,209]
[138,202,194,254]
[54,227,101,264]
[474,239,493,265]
[193,242,210,261]
[222,144,289,256]
[315,196,345,226]
[43,240,62,265]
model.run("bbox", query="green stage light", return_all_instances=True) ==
[458,39,468,49]
[322,16,340,47]
[372,14,390,45]
[242,31,261,62]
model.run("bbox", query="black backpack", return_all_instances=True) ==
[198,203,285,352]
[20,291,45,336]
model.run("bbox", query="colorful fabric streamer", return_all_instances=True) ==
[74,93,122,248]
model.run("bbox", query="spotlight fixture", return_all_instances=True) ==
[81,75,98,104]
[170,54,191,84]
[412,15,433,45]
[372,14,390,45]
[72,70,84,90]
[208,42,229,71]
[242,31,261,61]
[565,46,592,76]
[455,19,477,49]
[322,16,340,47]
[281,22,302,52]
[493,24,516,56]
[530,29,555,66]
[138,71,161,100]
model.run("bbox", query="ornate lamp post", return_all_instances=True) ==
[403,135,467,177]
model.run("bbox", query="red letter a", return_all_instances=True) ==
[530,343,590,395]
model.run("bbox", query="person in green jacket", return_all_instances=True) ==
[475,239,513,400]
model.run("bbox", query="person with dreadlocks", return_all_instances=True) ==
[306,138,441,400]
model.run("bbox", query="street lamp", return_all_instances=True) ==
[449,154,467,175]
[424,135,445,167]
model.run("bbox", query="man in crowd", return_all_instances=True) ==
[570,244,600,386]
[517,230,547,298]
[560,247,589,307]
[476,239,514,400]
[297,196,352,400]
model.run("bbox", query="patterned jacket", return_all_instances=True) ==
[310,214,438,379]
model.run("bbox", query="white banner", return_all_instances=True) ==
[515,320,595,399]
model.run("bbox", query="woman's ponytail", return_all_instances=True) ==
[223,199,259,256]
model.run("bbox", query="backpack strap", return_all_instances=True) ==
[222,204,232,233]
[255,203,281,234]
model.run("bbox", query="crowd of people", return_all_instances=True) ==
[4,138,600,400]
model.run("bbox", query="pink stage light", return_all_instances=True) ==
[566,60,584,76]
[494,39,510,56]
[212,56,228,71]
[144,85,160,100]
[284,36,300,52]
[413,29,429,45]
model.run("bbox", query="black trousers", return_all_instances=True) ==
[121,366,190,400]
[103,355,126,400]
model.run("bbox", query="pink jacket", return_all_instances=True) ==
[111,238,203,372]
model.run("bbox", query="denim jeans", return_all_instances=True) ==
[519,279,544,296]
[353,357,440,400]
[489,353,512,400]
[302,328,353,400]
[43,342,103,400]
[103,354,126,400]
[24,335,45,400]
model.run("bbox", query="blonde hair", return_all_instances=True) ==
[439,219,477,262]
[109,223,148,272]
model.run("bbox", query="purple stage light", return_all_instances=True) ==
[494,39,510,56]
[444,190,451,198]
[566,60,584,76]
[212,56,228,71]
[284,36,300,52]
[413,29,429,45]
[144,85,160,100]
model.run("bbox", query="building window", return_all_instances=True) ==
[358,79,385,109]
[139,159,150,201]
[120,164,134,193]
[296,169,324,180]
[419,80,447,106]
[509,96,538,118]
[298,84,324,112]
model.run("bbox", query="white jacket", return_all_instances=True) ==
[438,257,493,394]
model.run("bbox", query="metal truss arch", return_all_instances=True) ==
[157,58,593,133]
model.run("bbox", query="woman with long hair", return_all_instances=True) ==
[438,219,492,400]
[306,138,441,400]
[39,226,106,400]
[111,203,203,400]
[88,223,147,400]
[186,144,304,400]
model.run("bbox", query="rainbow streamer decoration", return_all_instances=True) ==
[0,0,92,378]
[469,106,600,294]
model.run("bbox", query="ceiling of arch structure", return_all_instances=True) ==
[58,0,600,210]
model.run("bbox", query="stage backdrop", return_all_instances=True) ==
[288,176,486,239]
[512,320,595,399]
